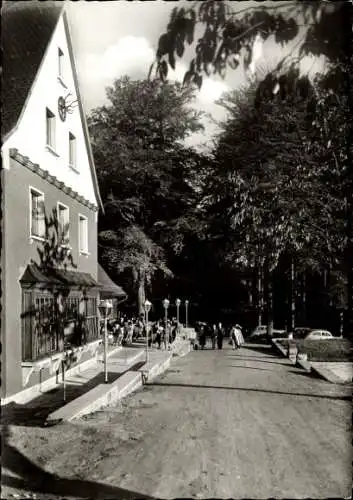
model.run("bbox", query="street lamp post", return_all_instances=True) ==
[163,298,170,347]
[144,299,152,363]
[176,298,181,329]
[185,300,189,328]
[98,299,113,383]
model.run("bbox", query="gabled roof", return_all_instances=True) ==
[1,1,63,139]
[98,264,127,299]
[1,1,104,212]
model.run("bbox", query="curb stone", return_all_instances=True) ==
[45,351,175,422]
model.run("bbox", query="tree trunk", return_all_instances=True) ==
[349,273,353,338]
[248,279,253,306]
[265,262,273,337]
[257,264,263,326]
[339,310,344,337]
[290,258,296,332]
[137,269,146,316]
[301,272,307,325]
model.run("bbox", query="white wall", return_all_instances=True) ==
[2,14,98,207]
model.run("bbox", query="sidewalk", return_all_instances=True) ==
[2,336,192,426]
[45,335,192,423]
[310,362,353,384]
[1,346,144,427]
[272,339,353,384]
[45,348,173,423]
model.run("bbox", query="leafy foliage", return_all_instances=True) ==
[205,71,347,277]
[100,225,172,284]
[88,77,205,312]
[153,2,351,89]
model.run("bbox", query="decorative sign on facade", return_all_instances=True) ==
[58,96,67,122]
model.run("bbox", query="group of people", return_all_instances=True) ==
[149,319,179,350]
[101,315,144,346]
[101,314,180,350]
[196,322,245,350]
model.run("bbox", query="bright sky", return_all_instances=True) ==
[66,1,325,149]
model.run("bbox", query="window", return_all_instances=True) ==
[58,47,64,79]
[79,215,88,254]
[46,108,56,149]
[30,189,45,238]
[57,203,70,245]
[69,132,76,168]
[21,290,99,361]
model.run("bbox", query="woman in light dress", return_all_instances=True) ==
[231,324,244,349]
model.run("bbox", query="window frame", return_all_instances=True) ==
[29,187,46,240]
[45,107,56,152]
[78,213,89,255]
[69,132,77,170]
[21,289,100,362]
[57,47,67,88]
[57,201,70,246]
[58,47,64,78]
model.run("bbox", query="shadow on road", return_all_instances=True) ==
[242,344,279,356]
[287,370,321,380]
[1,425,156,500]
[148,382,351,401]
[225,365,274,371]
[224,354,289,366]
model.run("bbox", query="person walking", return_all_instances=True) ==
[163,321,171,350]
[230,325,237,350]
[210,324,217,349]
[152,321,160,349]
[236,324,244,348]
[167,320,173,349]
[171,320,178,343]
[199,324,206,350]
[217,322,225,350]
[126,320,134,345]
[231,324,242,350]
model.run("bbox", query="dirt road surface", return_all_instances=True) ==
[2,344,352,499]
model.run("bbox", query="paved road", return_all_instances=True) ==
[2,344,352,499]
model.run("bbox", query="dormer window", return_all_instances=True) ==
[58,47,67,87]
[58,48,64,77]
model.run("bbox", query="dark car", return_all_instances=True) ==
[290,327,312,339]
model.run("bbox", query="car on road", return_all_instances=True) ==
[289,327,312,339]
[248,325,286,342]
[304,329,334,340]
[248,325,267,338]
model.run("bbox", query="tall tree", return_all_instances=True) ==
[88,77,204,314]
[204,71,347,333]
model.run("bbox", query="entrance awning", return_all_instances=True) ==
[98,264,127,299]
[20,263,99,288]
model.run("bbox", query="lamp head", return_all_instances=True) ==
[163,298,170,309]
[185,300,189,306]
[176,298,181,307]
[145,299,152,312]
[98,299,113,317]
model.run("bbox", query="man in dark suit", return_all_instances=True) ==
[217,322,225,349]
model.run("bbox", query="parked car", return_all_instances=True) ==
[304,329,334,340]
[248,325,286,340]
[248,325,267,338]
[271,329,287,338]
[290,327,312,339]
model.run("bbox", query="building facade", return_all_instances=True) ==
[1,2,105,401]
